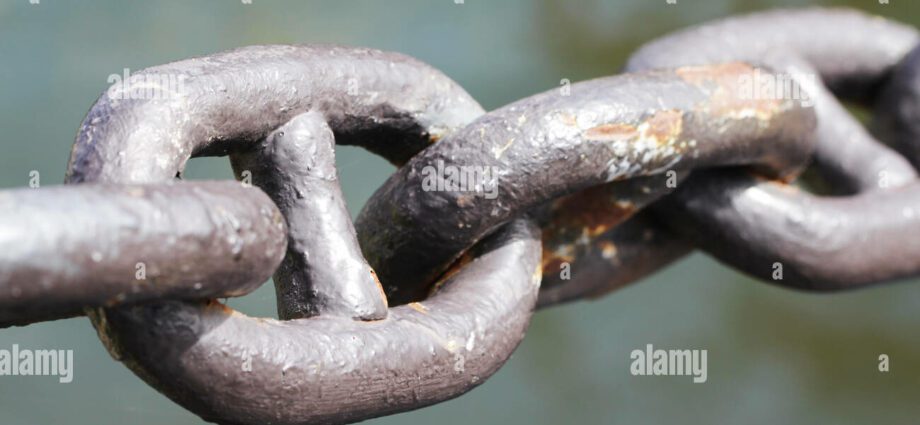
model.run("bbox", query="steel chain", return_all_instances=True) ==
[0,7,918,425]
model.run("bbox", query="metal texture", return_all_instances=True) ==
[63,45,544,424]
[537,8,920,303]
[230,112,389,321]
[67,44,485,319]
[0,181,286,328]
[357,62,817,305]
[0,7,918,425]
[621,7,920,290]
[92,219,540,425]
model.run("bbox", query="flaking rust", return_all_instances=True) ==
[3,8,920,425]
[676,62,785,122]
[540,184,638,277]
[621,7,920,291]
[358,62,815,305]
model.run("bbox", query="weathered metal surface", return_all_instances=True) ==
[537,211,690,307]
[67,44,484,318]
[0,7,917,425]
[656,169,920,289]
[67,45,484,180]
[92,219,541,425]
[357,63,816,305]
[0,181,285,328]
[230,113,388,321]
[625,8,920,192]
[618,7,920,291]
[64,45,546,425]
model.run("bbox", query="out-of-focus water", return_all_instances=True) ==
[1,1,918,424]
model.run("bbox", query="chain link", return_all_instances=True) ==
[0,7,918,425]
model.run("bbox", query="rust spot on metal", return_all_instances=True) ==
[586,110,683,152]
[540,185,638,276]
[676,62,756,85]
[204,299,234,315]
[643,110,683,141]
[599,241,618,260]
[584,123,637,142]
[677,62,784,120]
[408,302,428,314]
[428,250,475,296]
[370,269,388,309]
[540,251,572,276]
[547,184,638,239]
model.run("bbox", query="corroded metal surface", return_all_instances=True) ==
[625,7,920,191]
[1,7,919,425]
[357,63,816,305]
[621,7,920,291]
[0,182,285,328]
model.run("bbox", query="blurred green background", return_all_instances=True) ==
[1,0,919,424]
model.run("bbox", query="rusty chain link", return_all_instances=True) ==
[1,7,919,425]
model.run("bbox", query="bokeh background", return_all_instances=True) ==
[1,0,919,424]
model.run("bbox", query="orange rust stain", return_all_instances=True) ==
[428,250,475,297]
[408,302,428,314]
[642,110,683,143]
[205,299,235,315]
[585,109,683,148]
[369,269,388,308]
[584,123,638,142]
[546,184,637,240]
[540,249,573,275]
[676,62,784,120]
[676,62,756,85]
[540,184,638,277]
[599,241,618,260]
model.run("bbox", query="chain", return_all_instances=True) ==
[1,7,918,425]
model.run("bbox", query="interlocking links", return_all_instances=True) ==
[67,44,485,318]
[537,8,920,304]
[93,219,540,425]
[0,182,285,328]
[68,45,542,425]
[625,8,919,191]
[619,8,920,289]
[357,63,817,305]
